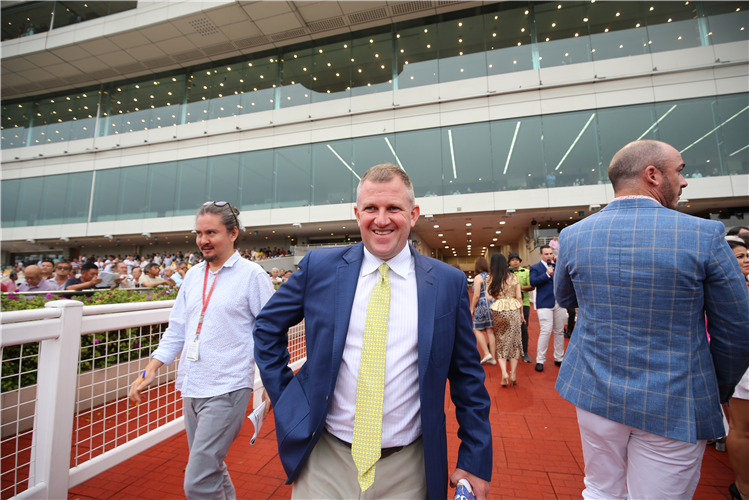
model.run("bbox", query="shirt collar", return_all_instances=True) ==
[206,250,240,275]
[612,194,660,204]
[361,244,412,280]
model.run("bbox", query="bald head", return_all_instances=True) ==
[24,265,41,278]
[608,140,670,191]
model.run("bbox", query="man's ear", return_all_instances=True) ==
[643,165,661,187]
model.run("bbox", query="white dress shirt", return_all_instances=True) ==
[326,244,421,448]
[152,251,274,398]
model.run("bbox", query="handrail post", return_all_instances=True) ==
[32,300,83,499]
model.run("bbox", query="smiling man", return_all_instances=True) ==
[254,163,492,499]
[129,201,273,500]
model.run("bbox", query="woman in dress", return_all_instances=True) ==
[726,236,749,500]
[470,257,496,365]
[487,253,525,387]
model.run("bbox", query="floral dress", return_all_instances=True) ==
[473,272,493,330]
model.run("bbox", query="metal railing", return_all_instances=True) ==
[0,300,306,500]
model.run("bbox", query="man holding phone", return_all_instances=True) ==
[529,245,566,372]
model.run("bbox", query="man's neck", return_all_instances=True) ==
[55,276,67,284]
[614,186,660,202]
[207,251,234,272]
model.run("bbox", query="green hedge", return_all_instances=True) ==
[1,288,178,393]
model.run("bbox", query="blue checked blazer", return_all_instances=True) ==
[554,198,749,443]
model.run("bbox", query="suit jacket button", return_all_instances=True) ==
[326,395,329,402]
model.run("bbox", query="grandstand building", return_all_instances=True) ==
[1,0,747,266]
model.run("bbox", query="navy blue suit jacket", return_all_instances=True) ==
[529,261,556,309]
[254,243,492,499]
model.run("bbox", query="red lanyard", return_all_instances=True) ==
[196,265,219,337]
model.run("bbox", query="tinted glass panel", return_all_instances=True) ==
[491,116,547,190]
[485,8,534,75]
[535,2,592,68]
[440,122,493,194]
[91,169,121,222]
[118,165,149,220]
[208,153,241,206]
[396,23,439,89]
[147,162,178,218]
[274,145,311,208]
[1,179,20,228]
[351,32,393,97]
[716,93,749,176]
[438,15,487,83]
[240,150,274,210]
[645,2,701,53]
[64,172,93,224]
[1,102,31,149]
[587,2,649,61]
[394,128,443,197]
[352,134,398,181]
[542,109,601,187]
[176,158,209,216]
[704,2,749,45]
[312,139,355,206]
[597,103,656,178]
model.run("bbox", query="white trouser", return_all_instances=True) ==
[535,302,566,364]
[576,407,706,500]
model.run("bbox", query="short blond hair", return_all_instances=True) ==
[356,163,415,208]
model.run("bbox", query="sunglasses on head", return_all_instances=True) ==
[203,201,240,231]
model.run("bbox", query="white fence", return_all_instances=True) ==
[0,299,306,500]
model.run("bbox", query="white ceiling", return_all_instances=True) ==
[2,1,489,100]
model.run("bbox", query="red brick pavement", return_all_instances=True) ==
[68,311,736,500]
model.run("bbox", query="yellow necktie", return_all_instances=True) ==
[352,263,391,491]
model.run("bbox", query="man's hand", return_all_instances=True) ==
[261,389,272,418]
[89,277,103,286]
[450,468,489,500]
[546,267,554,277]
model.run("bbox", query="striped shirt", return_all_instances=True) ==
[326,244,421,447]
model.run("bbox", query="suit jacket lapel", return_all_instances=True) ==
[413,246,436,380]
[333,244,364,373]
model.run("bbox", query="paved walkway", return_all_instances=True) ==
[68,312,737,500]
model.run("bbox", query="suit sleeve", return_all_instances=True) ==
[447,275,493,481]
[253,252,310,406]
[529,263,552,287]
[703,224,749,403]
[554,236,578,309]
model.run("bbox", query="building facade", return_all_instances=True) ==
[2,1,748,265]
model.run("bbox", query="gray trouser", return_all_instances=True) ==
[183,388,252,500]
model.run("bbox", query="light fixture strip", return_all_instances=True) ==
[680,105,749,154]
[729,144,749,157]
[326,144,361,180]
[504,121,522,175]
[384,137,405,171]
[636,104,677,140]
[555,113,595,171]
[448,129,457,179]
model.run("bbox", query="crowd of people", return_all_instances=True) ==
[1,246,296,294]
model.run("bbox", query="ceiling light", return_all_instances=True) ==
[466,223,471,226]
[434,225,439,228]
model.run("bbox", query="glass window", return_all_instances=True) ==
[208,153,241,206]
[118,165,149,220]
[176,158,208,216]
[30,91,97,144]
[274,145,311,208]
[148,75,185,130]
[440,122,493,194]
[715,93,749,176]
[38,175,67,226]
[240,150,274,210]
[396,23,439,89]
[240,57,278,113]
[352,134,398,182]
[311,40,352,103]
[280,47,313,107]
[186,71,211,124]
[542,109,601,187]
[147,162,179,218]
[491,115,547,190]
[587,2,649,61]
[655,96,721,178]
[209,63,243,120]
[645,2,701,53]
[704,2,749,45]
[91,169,121,222]
[597,102,656,177]
[1,1,52,40]
[484,7,534,75]
[104,82,152,135]
[1,101,31,149]
[351,31,393,97]
[1,179,20,228]
[15,176,43,227]
[51,1,136,30]
[394,128,443,197]
[438,14,486,83]
[312,139,355,206]
[535,2,592,68]
[63,172,93,224]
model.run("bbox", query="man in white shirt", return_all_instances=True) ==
[129,202,273,500]
[47,261,71,290]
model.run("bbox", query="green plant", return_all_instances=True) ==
[1,288,178,392]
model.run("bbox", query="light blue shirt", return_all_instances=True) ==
[152,251,274,398]
[172,272,184,287]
